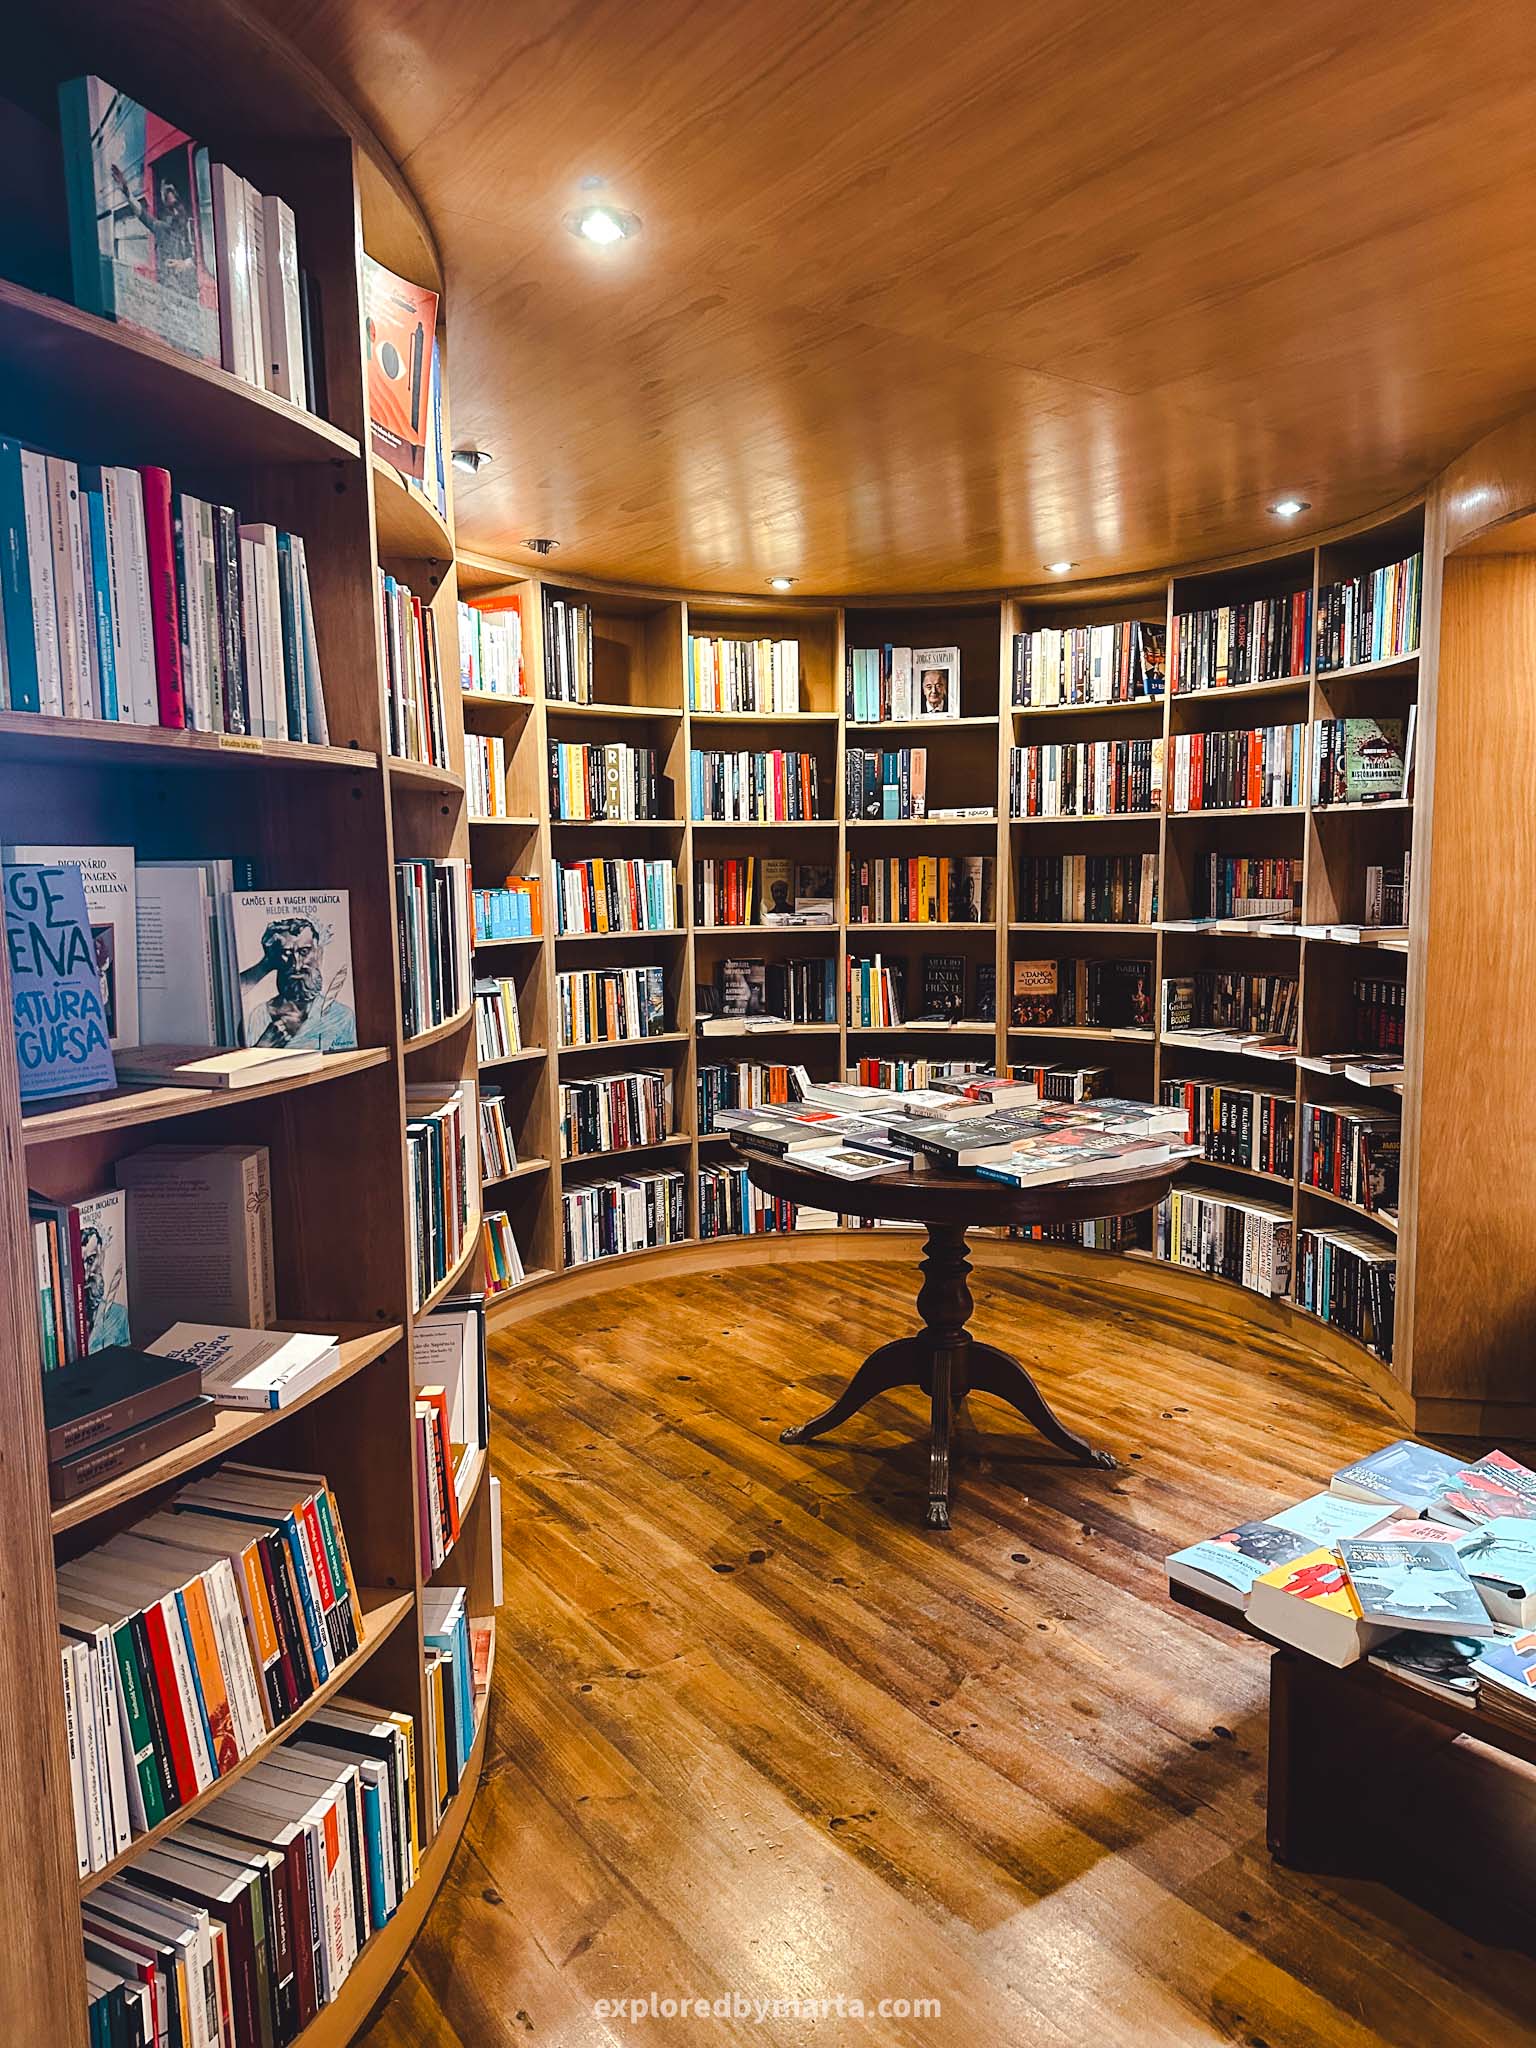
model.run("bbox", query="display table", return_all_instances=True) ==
[741,1148,1178,1528]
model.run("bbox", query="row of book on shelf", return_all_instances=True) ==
[844,953,996,1030]
[688,634,800,714]
[458,595,526,699]
[693,858,833,929]
[478,1090,520,1183]
[1016,852,1157,925]
[412,1300,488,1577]
[3,850,360,1112]
[562,1171,688,1267]
[1009,956,1153,1031]
[693,747,821,822]
[465,732,512,817]
[395,858,469,1040]
[473,977,524,1065]
[1167,1437,1536,1700]
[845,644,961,723]
[472,876,542,941]
[405,1084,475,1311]
[1167,550,1422,693]
[0,442,328,743]
[555,856,677,935]
[560,1069,673,1159]
[549,740,663,820]
[697,958,839,1030]
[1012,619,1166,708]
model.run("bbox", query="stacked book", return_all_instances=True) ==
[0,441,328,738]
[480,1211,526,1296]
[379,571,447,765]
[84,1697,418,2045]
[557,965,667,1046]
[43,1343,215,1505]
[57,1463,363,1875]
[1168,1439,1536,1711]
[717,1078,1193,1187]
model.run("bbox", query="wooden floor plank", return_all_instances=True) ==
[354,1256,1536,2046]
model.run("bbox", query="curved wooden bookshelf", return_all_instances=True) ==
[402,1004,474,1054]
[0,707,379,775]
[22,1048,392,1146]
[371,454,455,562]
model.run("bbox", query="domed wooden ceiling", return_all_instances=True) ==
[259,0,1536,594]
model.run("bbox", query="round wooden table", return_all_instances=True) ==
[741,1148,1180,1529]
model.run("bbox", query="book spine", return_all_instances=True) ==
[46,1362,203,1459]
[138,467,187,726]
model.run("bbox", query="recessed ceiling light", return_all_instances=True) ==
[1045,561,1075,575]
[523,537,560,555]
[1269,498,1311,518]
[451,448,493,474]
[566,204,640,246]
[768,576,794,591]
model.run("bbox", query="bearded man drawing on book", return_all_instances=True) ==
[240,914,358,1050]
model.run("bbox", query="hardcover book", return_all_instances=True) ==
[1010,959,1059,1027]
[363,256,438,481]
[230,890,356,1051]
[912,645,960,718]
[4,862,117,1099]
[58,77,220,364]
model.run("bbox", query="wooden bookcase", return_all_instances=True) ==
[0,8,495,2040]
[459,519,1448,1430]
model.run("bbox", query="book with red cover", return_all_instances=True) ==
[137,466,185,726]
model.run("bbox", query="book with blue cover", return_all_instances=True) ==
[1329,1439,1466,1512]
[1166,1520,1313,1605]
[1453,1516,1536,1626]
[1268,1492,1386,1546]
[1336,1537,1497,1636]
[4,862,116,1099]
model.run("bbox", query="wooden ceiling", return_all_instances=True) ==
[257,0,1536,595]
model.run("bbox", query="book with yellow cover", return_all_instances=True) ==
[1246,1545,1392,1668]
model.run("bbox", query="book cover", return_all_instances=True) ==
[1431,1450,1536,1526]
[1454,1517,1536,1624]
[759,859,795,925]
[1010,959,1058,1027]
[1474,1630,1536,1699]
[362,256,438,480]
[911,645,960,718]
[1339,718,1407,803]
[1336,1537,1495,1634]
[74,1188,130,1351]
[3,844,137,1047]
[1253,1545,1360,1612]
[1370,1634,1483,1699]
[231,891,357,1051]
[1331,1438,1466,1511]
[4,862,116,1099]
[793,862,835,923]
[920,953,967,1019]
[1268,1492,1387,1546]
[1166,1520,1312,1600]
[58,77,220,364]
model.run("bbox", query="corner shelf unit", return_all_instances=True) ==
[0,7,494,2041]
[456,522,1445,1429]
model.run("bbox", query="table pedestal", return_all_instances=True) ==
[779,1221,1115,1528]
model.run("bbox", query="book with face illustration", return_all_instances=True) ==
[231,890,357,1052]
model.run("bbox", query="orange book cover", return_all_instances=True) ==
[363,255,438,480]
[181,1572,242,1774]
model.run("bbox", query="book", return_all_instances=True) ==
[1427,1450,1536,1527]
[362,256,437,480]
[115,1143,275,1337]
[49,1396,217,1505]
[1314,717,1408,805]
[59,77,220,365]
[1166,1521,1313,1606]
[4,861,117,1100]
[1245,1546,1386,1667]
[32,1186,132,1357]
[789,1144,912,1181]
[1452,1518,1536,1627]
[1336,1537,1495,1636]
[41,1347,202,1461]
[759,859,796,925]
[793,862,835,923]
[231,891,357,1051]
[2,844,137,1050]
[148,1325,338,1411]
[112,1044,325,1088]
[912,646,960,718]
[1369,1633,1483,1700]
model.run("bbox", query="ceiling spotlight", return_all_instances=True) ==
[566,204,640,246]
[451,448,493,475]
[523,537,561,555]
[1269,498,1311,518]
[1045,561,1075,575]
[768,576,795,591]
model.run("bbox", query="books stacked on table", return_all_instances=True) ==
[1167,1439,1536,1716]
[717,1077,1195,1187]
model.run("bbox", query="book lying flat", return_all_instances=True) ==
[147,1324,339,1410]
[1329,1438,1465,1512]
[112,1044,326,1088]
[1336,1536,1496,1637]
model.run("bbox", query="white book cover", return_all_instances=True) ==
[3,842,138,1046]
[177,492,212,731]
[238,523,284,737]
[45,456,92,718]
[116,1142,274,1334]
[20,449,63,712]
[148,1323,337,1408]
[209,161,257,383]
[244,179,272,394]
[107,467,157,724]
[231,889,356,1050]
[261,192,307,407]
[136,861,218,1045]
[293,537,329,743]
[238,534,266,735]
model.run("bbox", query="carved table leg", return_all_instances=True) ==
[779,1333,924,1444]
[965,1341,1116,1470]
[916,1224,972,1529]
[927,1346,953,1529]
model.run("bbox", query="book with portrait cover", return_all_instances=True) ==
[912,646,960,719]
[1010,958,1059,1027]
[363,256,438,481]
[4,862,116,1099]
[59,77,219,364]
[230,890,357,1051]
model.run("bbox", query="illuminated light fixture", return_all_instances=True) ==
[451,448,493,475]
[769,576,795,590]
[1045,561,1075,575]
[566,204,640,246]
[523,537,560,555]
[1269,497,1311,518]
